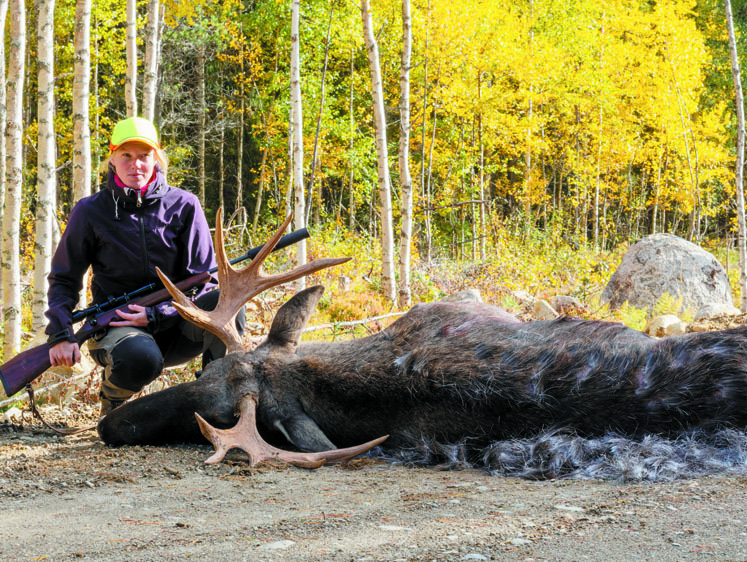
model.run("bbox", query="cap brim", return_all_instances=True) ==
[109,137,161,152]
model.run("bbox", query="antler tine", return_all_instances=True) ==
[195,395,389,468]
[158,209,349,354]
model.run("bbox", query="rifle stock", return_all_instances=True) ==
[0,226,310,397]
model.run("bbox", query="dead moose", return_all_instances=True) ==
[97,212,747,475]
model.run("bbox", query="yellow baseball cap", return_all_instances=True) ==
[109,117,160,151]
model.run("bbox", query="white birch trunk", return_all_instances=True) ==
[125,0,137,117]
[725,0,747,311]
[348,44,355,230]
[361,0,396,301]
[397,0,412,307]
[72,0,91,203]
[72,0,92,309]
[142,0,160,121]
[33,0,56,332]
[197,46,206,207]
[0,0,9,324]
[235,49,244,213]
[2,0,25,357]
[290,0,306,290]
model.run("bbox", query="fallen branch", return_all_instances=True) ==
[0,372,94,408]
[303,311,406,334]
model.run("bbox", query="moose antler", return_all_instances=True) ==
[156,208,349,354]
[195,395,388,467]
[155,208,384,467]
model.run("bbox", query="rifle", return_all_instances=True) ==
[0,227,310,397]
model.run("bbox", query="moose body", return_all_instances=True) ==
[98,286,747,463]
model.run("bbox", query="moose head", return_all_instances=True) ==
[97,210,387,467]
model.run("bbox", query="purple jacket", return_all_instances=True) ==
[45,166,216,343]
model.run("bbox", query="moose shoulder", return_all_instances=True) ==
[98,283,747,463]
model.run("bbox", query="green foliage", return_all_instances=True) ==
[653,292,696,323]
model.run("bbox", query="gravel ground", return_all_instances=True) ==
[1,405,747,561]
[3,314,747,560]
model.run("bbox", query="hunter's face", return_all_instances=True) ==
[110,141,157,189]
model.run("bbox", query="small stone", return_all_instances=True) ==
[379,525,413,532]
[533,300,558,321]
[554,504,585,513]
[262,540,296,550]
[644,315,687,337]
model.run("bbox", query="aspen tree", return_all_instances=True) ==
[33,0,57,331]
[142,0,160,121]
[724,0,747,311]
[361,0,396,301]
[398,0,413,307]
[125,0,137,116]
[290,0,306,290]
[72,0,92,309]
[2,0,25,357]
[72,0,91,203]
[0,0,8,324]
[197,46,206,207]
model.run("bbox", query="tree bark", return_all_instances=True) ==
[125,0,137,117]
[397,0,413,308]
[142,0,160,121]
[0,0,9,324]
[291,0,307,289]
[219,115,225,215]
[253,148,267,230]
[197,46,206,207]
[419,0,431,263]
[33,0,57,332]
[725,0,747,311]
[477,71,485,261]
[361,0,396,301]
[72,0,91,203]
[348,43,355,231]
[2,0,25,357]
[235,39,244,214]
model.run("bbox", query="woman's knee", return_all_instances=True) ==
[108,334,164,392]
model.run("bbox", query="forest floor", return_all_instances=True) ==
[2,315,747,561]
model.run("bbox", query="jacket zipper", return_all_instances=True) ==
[137,206,149,278]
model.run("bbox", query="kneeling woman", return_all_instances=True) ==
[45,117,244,415]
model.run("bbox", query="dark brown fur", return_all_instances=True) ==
[98,286,747,478]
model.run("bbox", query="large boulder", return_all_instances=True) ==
[601,233,732,313]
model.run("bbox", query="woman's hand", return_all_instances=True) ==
[110,303,150,327]
[49,341,82,367]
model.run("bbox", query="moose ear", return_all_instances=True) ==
[265,285,325,351]
[274,411,337,452]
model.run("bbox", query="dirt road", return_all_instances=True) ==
[2,406,746,561]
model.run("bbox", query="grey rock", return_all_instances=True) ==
[694,303,741,321]
[602,233,732,313]
[439,289,483,303]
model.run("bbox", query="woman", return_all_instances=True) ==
[45,116,244,415]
